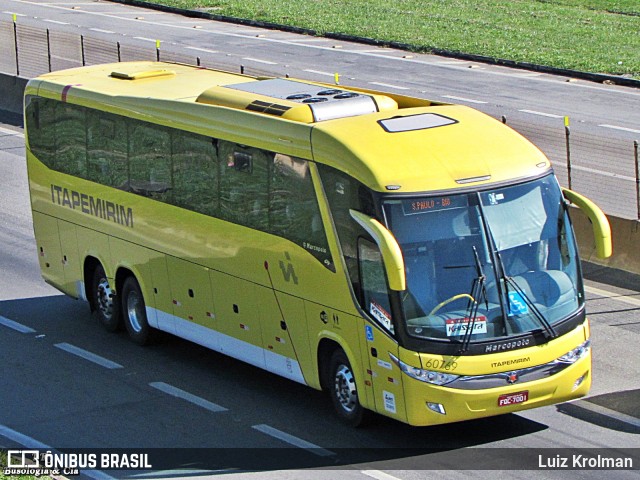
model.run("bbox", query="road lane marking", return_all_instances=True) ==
[442,95,488,104]
[549,161,635,182]
[149,382,228,413]
[186,46,218,53]
[304,69,335,77]
[369,81,410,90]
[585,285,640,308]
[43,18,68,25]
[519,109,563,119]
[242,57,278,65]
[0,126,24,137]
[54,342,123,369]
[133,36,157,42]
[362,471,404,480]
[89,27,115,34]
[0,316,36,334]
[571,399,640,429]
[252,424,335,456]
[598,124,640,135]
[0,424,117,480]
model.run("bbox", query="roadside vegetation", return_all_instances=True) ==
[147,0,639,78]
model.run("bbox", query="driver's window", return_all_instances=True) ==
[358,238,394,335]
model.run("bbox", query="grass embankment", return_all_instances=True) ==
[149,0,639,78]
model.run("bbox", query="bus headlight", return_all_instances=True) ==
[389,353,459,386]
[557,340,590,364]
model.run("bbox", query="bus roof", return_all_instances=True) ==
[27,61,550,193]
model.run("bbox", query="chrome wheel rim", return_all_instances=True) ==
[96,278,114,320]
[126,290,143,333]
[334,364,357,413]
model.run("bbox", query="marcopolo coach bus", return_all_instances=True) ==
[24,61,611,426]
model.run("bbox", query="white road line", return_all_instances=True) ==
[0,316,35,334]
[186,46,218,53]
[242,57,278,65]
[3,11,26,16]
[133,36,157,43]
[54,342,123,369]
[149,382,228,413]
[442,95,488,104]
[599,124,640,135]
[584,285,640,308]
[551,161,636,182]
[572,400,640,428]
[252,424,335,457]
[304,69,335,77]
[89,28,115,34]
[43,18,68,25]
[519,109,563,119]
[369,81,410,90]
[0,126,24,137]
[362,470,404,480]
[0,424,117,480]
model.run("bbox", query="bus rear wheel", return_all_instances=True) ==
[92,264,121,332]
[121,276,154,345]
[328,349,367,427]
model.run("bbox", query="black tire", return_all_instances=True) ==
[328,349,368,427]
[121,276,154,345]
[91,264,122,332]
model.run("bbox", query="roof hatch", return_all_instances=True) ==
[195,78,398,123]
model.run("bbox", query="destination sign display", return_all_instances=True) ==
[401,195,468,215]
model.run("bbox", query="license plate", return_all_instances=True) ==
[498,391,529,407]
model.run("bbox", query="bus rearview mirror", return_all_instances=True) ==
[349,209,406,291]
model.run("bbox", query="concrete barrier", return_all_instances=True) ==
[0,74,28,116]
[571,208,639,275]
[0,72,637,276]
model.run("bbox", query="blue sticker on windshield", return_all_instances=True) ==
[508,292,529,316]
[365,325,374,342]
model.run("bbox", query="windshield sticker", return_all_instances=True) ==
[508,292,529,316]
[365,325,374,342]
[487,192,505,205]
[370,301,394,333]
[383,391,397,414]
[445,316,488,337]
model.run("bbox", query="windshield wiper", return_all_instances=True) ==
[495,252,557,340]
[459,246,490,353]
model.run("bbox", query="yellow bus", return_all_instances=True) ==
[24,61,611,426]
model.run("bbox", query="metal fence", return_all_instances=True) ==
[2,18,639,220]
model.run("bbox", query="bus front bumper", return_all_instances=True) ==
[402,352,591,426]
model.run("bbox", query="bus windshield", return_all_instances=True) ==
[382,174,583,344]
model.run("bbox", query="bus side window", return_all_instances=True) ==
[128,121,172,202]
[358,238,395,335]
[218,141,269,231]
[172,133,219,217]
[25,96,57,169]
[86,110,128,188]
[55,103,87,178]
[269,155,332,268]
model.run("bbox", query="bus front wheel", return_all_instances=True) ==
[121,276,153,345]
[92,264,121,332]
[328,349,367,427]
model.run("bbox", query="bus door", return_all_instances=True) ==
[358,238,406,421]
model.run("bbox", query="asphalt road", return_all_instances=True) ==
[1,0,640,218]
[1,115,640,479]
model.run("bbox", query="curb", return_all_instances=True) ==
[109,0,640,88]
